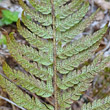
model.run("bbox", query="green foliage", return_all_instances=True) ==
[0,75,51,110]
[0,0,110,110]
[0,10,19,26]
[82,96,110,110]
[0,34,6,45]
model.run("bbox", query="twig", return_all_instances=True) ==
[45,97,54,107]
[0,95,26,110]
[84,94,94,102]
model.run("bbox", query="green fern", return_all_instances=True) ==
[82,96,110,110]
[0,0,110,110]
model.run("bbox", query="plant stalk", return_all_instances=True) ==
[51,0,58,110]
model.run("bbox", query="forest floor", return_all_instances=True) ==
[0,0,110,110]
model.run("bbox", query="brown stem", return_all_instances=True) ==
[45,98,54,107]
[50,0,58,110]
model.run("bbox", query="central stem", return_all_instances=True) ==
[51,0,58,110]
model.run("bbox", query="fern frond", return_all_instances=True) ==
[56,2,89,32]
[21,13,52,39]
[19,0,52,26]
[57,54,110,90]
[82,96,110,110]
[56,0,83,19]
[58,81,90,109]
[9,33,53,66]
[58,54,110,109]
[1,0,109,109]
[3,62,53,97]
[6,34,51,80]
[58,25,107,59]
[17,19,53,52]
[60,9,99,44]
[54,0,70,7]
[57,42,100,74]
[17,44,52,66]
[0,75,49,110]
[29,0,51,15]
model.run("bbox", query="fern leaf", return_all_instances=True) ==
[82,96,110,110]
[58,81,90,109]
[56,2,89,32]
[56,0,83,19]
[22,12,52,39]
[3,62,53,97]
[17,44,52,66]
[57,54,110,90]
[0,75,49,110]
[57,42,100,74]
[1,0,109,109]
[58,25,107,59]
[19,0,52,26]
[17,19,53,53]
[54,0,70,7]
[6,34,51,80]
[29,0,51,15]
[58,54,110,108]
[9,33,53,66]
[10,33,52,66]
[60,9,99,44]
